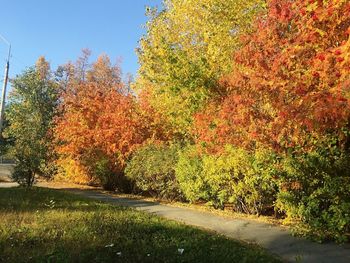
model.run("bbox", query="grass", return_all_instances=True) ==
[0,187,281,263]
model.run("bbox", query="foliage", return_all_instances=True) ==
[195,0,350,152]
[137,88,176,143]
[0,187,281,263]
[176,145,207,203]
[176,145,278,214]
[136,0,265,140]
[6,0,350,243]
[189,0,350,240]
[55,157,95,185]
[203,146,278,214]
[0,105,13,158]
[4,57,58,186]
[54,53,149,191]
[125,143,182,200]
[276,142,350,242]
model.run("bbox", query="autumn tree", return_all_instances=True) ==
[55,53,149,190]
[192,0,350,241]
[195,0,350,153]
[136,0,266,140]
[5,57,58,186]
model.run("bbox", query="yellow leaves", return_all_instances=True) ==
[55,157,92,185]
[315,28,326,37]
[306,2,319,13]
[136,0,266,140]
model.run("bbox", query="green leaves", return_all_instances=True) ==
[5,57,58,186]
[176,145,277,214]
[125,143,182,200]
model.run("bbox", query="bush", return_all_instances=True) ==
[11,161,35,187]
[276,146,350,242]
[93,157,119,191]
[125,143,182,200]
[93,157,133,192]
[55,157,96,185]
[176,145,278,213]
[175,146,208,203]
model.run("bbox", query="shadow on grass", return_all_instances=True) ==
[0,187,161,214]
[0,187,281,263]
[58,187,162,207]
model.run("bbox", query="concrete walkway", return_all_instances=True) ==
[0,182,19,188]
[38,185,350,263]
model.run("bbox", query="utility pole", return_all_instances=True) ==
[0,34,10,136]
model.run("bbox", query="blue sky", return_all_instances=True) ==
[0,0,163,83]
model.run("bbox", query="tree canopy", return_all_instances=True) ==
[5,57,58,186]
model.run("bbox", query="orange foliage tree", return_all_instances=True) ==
[194,0,350,153]
[54,53,149,190]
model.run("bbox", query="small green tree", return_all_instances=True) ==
[5,57,58,186]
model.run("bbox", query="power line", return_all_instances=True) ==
[0,34,10,46]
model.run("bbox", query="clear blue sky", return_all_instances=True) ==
[0,0,163,83]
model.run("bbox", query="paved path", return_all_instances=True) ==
[0,182,19,188]
[39,185,350,263]
[0,164,14,182]
[1,180,350,263]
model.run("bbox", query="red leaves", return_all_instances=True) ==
[311,13,318,21]
[316,54,326,61]
[327,7,334,17]
[269,0,294,23]
[312,72,320,78]
[193,0,350,153]
[335,50,342,56]
[346,27,350,35]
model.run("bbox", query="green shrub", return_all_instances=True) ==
[11,161,35,187]
[125,143,182,200]
[205,146,277,213]
[92,157,133,192]
[175,146,208,202]
[93,157,118,191]
[276,148,350,242]
[176,145,278,213]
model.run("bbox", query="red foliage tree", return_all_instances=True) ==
[194,0,350,153]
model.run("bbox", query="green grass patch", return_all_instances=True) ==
[0,187,281,263]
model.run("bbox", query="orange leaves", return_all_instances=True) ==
[269,0,294,24]
[54,55,149,182]
[56,82,146,174]
[192,0,350,153]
